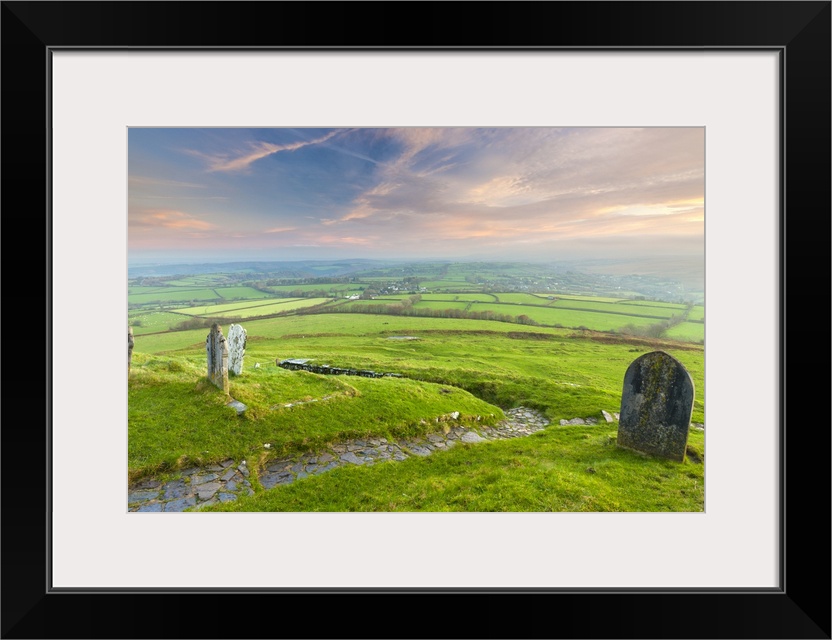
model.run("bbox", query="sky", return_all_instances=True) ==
[128,127,704,266]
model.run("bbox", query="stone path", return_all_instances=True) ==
[128,408,703,513]
[128,407,550,513]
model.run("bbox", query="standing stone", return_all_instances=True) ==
[227,324,247,376]
[617,351,694,462]
[128,326,134,373]
[206,323,229,393]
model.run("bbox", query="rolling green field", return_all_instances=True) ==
[128,310,190,335]
[687,306,705,322]
[128,285,188,295]
[212,286,274,299]
[550,299,679,319]
[127,262,704,512]
[412,300,470,311]
[134,313,704,424]
[176,297,307,316]
[128,289,221,305]
[129,353,501,477]
[548,293,628,303]
[418,293,498,302]
[222,298,334,317]
[266,283,361,293]
[419,280,481,290]
[130,311,704,512]
[303,297,694,337]
[663,321,706,342]
[621,300,689,310]
[178,298,308,317]
[492,292,553,304]
[468,303,660,331]
[166,275,233,286]
[204,424,704,512]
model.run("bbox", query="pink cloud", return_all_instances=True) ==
[129,209,218,231]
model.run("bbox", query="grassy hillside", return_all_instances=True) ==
[129,313,705,511]
[203,424,704,512]
[129,352,502,481]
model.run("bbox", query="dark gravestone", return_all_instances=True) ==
[206,323,229,393]
[617,351,694,462]
[128,326,134,373]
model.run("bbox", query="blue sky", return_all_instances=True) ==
[128,127,704,265]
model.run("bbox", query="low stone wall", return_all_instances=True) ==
[277,358,402,379]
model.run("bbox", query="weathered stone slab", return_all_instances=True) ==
[408,445,433,456]
[340,452,364,465]
[206,323,229,393]
[260,472,293,489]
[164,497,196,512]
[128,491,160,504]
[195,482,221,501]
[617,351,694,462]
[601,410,615,423]
[220,468,236,482]
[226,399,247,416]
[227,324,247,375]
[134,479,161,490]
[162,480,190,500]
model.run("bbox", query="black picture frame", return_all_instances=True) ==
[2,2,829,638]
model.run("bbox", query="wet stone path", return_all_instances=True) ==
[128,407,551,513]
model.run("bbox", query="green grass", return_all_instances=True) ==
[266,283,361,293]
[412,301,470,311]
[492,292,552,304]
[201,298,334,319]
[420,293,497,302]
[175,297,305,316]
[128,352,503,481]
[238,298,336,315]
[420,280,480,290]
[128,288,220,304]
[130,310,705,512]
[213,286,275,299]
[687,305,705,322]
[471,303,662,331]
[128,286,184,295]
[550,294,628,303]
[664,322,705,343]
[620,300,689,310]
[201,425,704,512]
[131,314,570,355]
[165,275,232,287]
[133,314,704,426]
[129,311,190,335]
[550,299,678,319]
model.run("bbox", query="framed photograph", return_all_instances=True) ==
[3,2,829,638]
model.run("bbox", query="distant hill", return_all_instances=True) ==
[127,259,393,279]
